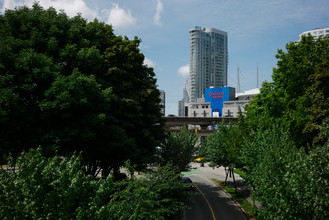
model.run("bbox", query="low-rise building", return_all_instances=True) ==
[188,97,211,117]
[222,88,260,117]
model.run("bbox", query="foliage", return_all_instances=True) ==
[202,122,245,168]
[0,148,97,219]
[104,35,166,169]
[238,35,329,219]
[304,59,329,145]
[245,35,329,147]
[0,148,190,220]
[240,127,294,179]
[158,127,198,171]
[240,127,329,219]
[0,4,164,175]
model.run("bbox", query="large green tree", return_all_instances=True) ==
[158,127,198,171]
[202,121,245,187]
[245,35,329,147]
[0,148,190,219]
[240,35,329,218]
[0,4,164,175]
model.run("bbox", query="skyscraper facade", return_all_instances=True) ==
[189,27,228,103]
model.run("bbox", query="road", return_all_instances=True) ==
[183,173,247,220]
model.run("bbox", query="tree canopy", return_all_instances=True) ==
[0,148,190,219]
[245,35,329,147]
[0,4,164,176]
[240,35,329,218]
[157,127,198,171]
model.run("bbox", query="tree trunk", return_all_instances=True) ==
[231,166,237,192]
[224,166,229,185]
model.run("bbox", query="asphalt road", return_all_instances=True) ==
[183,174,247,220]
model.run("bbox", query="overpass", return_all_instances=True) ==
[165,117,238,136]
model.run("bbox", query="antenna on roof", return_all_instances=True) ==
[237,65,240,93]
[257,64,259,88]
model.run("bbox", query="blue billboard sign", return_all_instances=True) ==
[205,87,235,117]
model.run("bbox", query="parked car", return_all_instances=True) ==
[181,177,194,191]
[194,157,204,162]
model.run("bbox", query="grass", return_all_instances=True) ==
[211,178,256,219]
[233,169,247,179]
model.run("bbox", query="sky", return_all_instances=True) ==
[1,0,329,115]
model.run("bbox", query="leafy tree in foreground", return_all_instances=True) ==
[0,4,164,175]
[239,35,329,219]
[0,148,190,220]
[245,35,329,148]
[158,127,198,171]
[241,127,329,219]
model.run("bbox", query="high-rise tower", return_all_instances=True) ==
[189,27,228,103]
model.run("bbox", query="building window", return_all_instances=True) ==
[202,110,208,117]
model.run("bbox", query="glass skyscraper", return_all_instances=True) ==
[189,27,228,103]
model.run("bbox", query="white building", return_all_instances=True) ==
[222,88,260,117]
[188,97,211,117]
[299,28,329,41]
[189,27,228,103]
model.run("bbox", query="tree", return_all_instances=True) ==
[158,127,198,171]
[237,35,329,219]
[240,127,329,219]
[103,35,165,170]
[245,35,329,148]
[304,59,329,145]
[0,4,164,175]
[0,148,191,219]
[39,70,135,176]
[202,122,245,187]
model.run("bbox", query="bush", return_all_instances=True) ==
[0,148,191,219]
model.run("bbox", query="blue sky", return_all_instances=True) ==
[1,0,329,115]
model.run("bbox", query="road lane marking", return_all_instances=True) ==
[194,185,216,220]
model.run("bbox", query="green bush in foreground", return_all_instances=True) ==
[0,148,190,220]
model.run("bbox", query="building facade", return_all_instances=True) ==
[188,97,211,117]
[159,90,165,116]
[222,88,260,117]
[189,27,228,103]
[299,28,329,41]
[204,87,235,117]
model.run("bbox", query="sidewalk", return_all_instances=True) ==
[188,162,260,209]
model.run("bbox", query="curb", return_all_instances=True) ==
[210,178,252,220]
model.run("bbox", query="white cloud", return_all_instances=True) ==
[154,0,163,26]
[1,0,97,20]
[144,57,156,67]
[105,3,136,29]
[178,64,189,77]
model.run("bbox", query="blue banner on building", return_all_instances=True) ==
[205,87,236,117]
